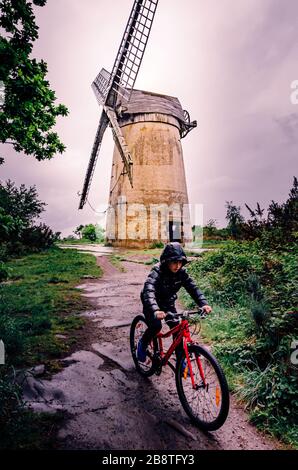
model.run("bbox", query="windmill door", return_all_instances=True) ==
[169,221,182,242]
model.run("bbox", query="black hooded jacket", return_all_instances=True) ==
[141,243,208,314]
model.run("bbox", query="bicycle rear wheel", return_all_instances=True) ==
[176,344,229,431]
[130,315,158,377]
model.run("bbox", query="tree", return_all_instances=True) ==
[241,202,266,240]
[95,224,105,243]
[74,224,84,239]
[267,176,298,229]
[234,177,297,245]
[225,201,245,239]
[0,0,68,162]
[191,225,203,242]
[245,202,265,221]
[265,176,298,245]
[81,224,97,242]
[0,179,45,228]
[204,219,218,239]
[78,224,106,243]
[0,180,59,253]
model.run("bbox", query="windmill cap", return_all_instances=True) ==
[160,242,188,266]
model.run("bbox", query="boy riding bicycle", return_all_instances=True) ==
[138,242,212,362]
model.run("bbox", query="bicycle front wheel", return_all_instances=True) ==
[130,315,158,377]
[176,344,229,431]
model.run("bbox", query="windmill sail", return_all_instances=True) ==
[79,0,159,209]
[107,0,159,107]
[92,68,111,106]
[79,110,109,209]
[105,108,133,188]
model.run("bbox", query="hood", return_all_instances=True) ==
[160,242,188,266]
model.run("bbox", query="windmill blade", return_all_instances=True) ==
[105,107,133,187]
[92,68,112,106]
[79,110,109,209]
[106,0,159,107]
[80,0,159,210]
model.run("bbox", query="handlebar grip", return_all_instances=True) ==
[165,311,177,319]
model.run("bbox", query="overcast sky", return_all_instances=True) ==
[1,0,297,236]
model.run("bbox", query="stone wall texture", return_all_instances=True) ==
[106,111,192,248]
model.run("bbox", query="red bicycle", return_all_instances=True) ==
[130,308,230,431]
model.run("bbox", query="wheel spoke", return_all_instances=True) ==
[130,316,157,376]
[177,347,228,428]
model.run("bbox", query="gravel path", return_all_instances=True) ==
[27,254,279,450]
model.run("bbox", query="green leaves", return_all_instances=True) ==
[185,238,298,447]
[0,0,68,160]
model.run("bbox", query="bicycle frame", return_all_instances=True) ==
[156,318,207,389]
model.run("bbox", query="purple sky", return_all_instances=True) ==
[1,0,297,236]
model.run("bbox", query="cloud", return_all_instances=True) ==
[274,113,298,144]
[2,0,297,232]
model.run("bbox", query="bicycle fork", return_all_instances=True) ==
[184,339,207,390]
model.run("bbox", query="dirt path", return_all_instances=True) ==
[30,255,279,450]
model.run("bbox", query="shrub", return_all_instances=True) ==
[22,224,60,250]
[0,316,24,362]
[149,241,164,249]
[184,237,298,445]
[0,262,8,282]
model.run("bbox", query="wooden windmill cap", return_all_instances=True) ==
[118,89,185,125]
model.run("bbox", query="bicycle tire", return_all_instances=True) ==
[176,344,229,431]
[130,315,158,377]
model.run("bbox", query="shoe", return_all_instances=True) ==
[181,359,191,378]
[175,358,190,377]
[137,339,147,363]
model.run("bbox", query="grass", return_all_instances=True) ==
[58,238,104,245]
[0,406,65,450]
[180,287,298,450]
[190,239,230,250]
[0,247,102,366]
[108,254,126,272]
[202,239,229,249]
[202,307,298,449]
[0,246,103,449]
[120,248,162,257]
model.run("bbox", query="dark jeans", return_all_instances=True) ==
[141,307,183,359]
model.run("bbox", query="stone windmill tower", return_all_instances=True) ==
[79,0,196,248]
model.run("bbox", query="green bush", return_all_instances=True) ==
[0,316,24,361]
[183,238,298,447]
[0,261,8,282]
[149,241,164,249]
[0,367,23,434]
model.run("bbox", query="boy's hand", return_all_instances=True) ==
[154,310,166,319]
[202,305,212,314]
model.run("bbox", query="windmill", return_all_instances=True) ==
[79,0,197,248]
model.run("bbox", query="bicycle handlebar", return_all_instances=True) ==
[164,307,207,322]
